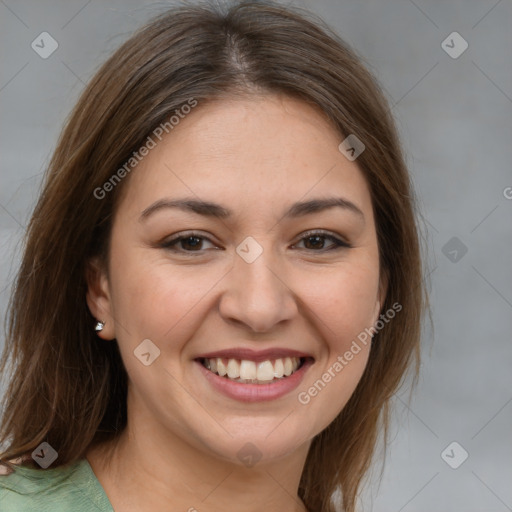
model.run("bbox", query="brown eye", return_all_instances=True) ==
[160,230,351,255]
[161,233,218,254]
[176,236,203,251]
[294,231,351,251]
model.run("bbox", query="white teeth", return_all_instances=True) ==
[227,359,240,379]
[284,357,293,376]
[274,358,284,378]
[202,356,303,383]
[256,361,275,381]
[217,358,227,377]
[240,360,257,380]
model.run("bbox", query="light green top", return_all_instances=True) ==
[0,458,113,511]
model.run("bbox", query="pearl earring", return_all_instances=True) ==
[95,321,105,332]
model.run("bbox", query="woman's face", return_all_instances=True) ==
[88,94,385,466]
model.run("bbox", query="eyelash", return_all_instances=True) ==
[160,230,352,255]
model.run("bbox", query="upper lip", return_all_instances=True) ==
[195,348,314,363]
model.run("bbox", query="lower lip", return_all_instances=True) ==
[195,358,314,403]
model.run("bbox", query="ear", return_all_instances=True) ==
[85,257,116,340]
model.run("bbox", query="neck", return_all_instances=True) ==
[86,395,311,512]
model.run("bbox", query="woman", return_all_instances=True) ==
[0,1,426,511]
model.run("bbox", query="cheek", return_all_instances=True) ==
[109,251,224,347]
[299,259,381,348]
[108,258,215,402]
[293,261,378,430]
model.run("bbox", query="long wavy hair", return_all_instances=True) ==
[0,2,427,511]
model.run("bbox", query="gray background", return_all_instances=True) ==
[1,1,511,511]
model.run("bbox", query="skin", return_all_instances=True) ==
[85,94,386,512]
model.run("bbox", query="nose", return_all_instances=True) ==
[218,244,298,333]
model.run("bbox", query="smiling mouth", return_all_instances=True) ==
[198,356,308,384]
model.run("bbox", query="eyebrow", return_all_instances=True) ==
[139,196,365,223]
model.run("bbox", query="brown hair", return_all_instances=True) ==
[0,2,427,511]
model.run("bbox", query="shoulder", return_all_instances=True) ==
[0,458,113,512]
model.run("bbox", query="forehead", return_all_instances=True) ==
[116,94,374,224]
